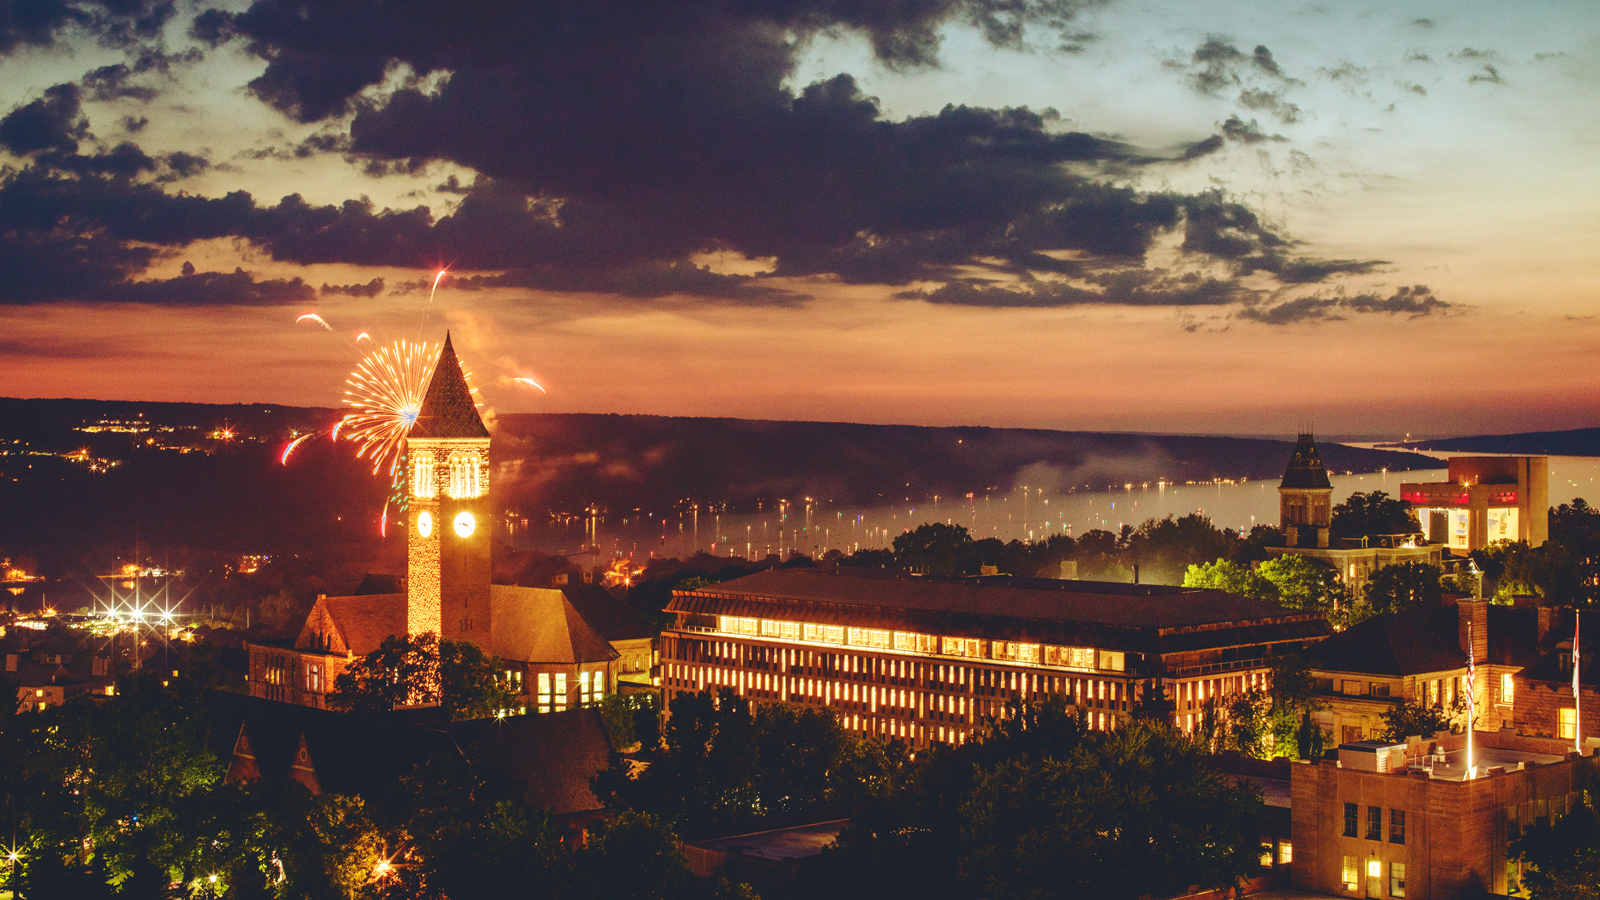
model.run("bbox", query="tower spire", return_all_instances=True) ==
[410,331,489,439]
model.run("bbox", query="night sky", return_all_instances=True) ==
[1,0,1595,435]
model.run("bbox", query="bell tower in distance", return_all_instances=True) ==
[405,332,492,643]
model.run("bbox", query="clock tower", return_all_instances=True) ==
[405,333,492,643]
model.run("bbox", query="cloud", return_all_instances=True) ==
[897,268,1246,308]
[0,0,176,55]
[0,2,1428,322]
[1219,115,1283,144]
[1237,87,1301,124]
[0,84,90,155]
[97,267,316,305]
[1237,285,1453,325]
[1467,64,1503,85]
[320,277,385,298]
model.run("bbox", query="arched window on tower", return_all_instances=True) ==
[413,454,436,498]
[448,451,482,498]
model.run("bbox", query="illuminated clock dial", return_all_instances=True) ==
[454,511,476,537]
[417,511,433,537]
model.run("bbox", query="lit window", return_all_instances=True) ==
[1368,859,1382,879]
[412,454,436,497]
[1559,707,1578,740]
[1278,842,1292,864]
[580,671,591,705]
[1342,857,1358,891]
[555,673,568,711]
[1391,862,1406,897]
[1502,673,1515,705]
[447,451,481,498]
[537,672,552,713]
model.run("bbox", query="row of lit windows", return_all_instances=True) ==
[533,670,606,714]
[1343,858,1405,897]
[411,451,484,499]
[663,663,1125,743]
[714,615,1124,672]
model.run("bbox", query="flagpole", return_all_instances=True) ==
[1575,609,1582,756]
[1466,620,1475,779]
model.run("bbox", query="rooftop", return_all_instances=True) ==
[409,332,489,440]
[681,567,1320,632]
[1280,433,1332,490]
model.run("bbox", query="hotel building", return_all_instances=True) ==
[661,568,1331,748]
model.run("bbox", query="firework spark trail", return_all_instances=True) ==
[356,332,372,343]
[279,433,315,465]
[297,313,333,331]
[419,269,448,336]
[342,339,439,477]
[513,377,547,393]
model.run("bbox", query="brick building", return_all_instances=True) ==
[1304,600,1540,744]
[1292,729,1598,900]
[1512,605,1598,744]
[661,567,1331,749]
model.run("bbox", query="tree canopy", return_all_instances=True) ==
[1330,491,1420,539]
[1364,562,1444,615]
[327,632,519,720]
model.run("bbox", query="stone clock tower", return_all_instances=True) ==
[405,333,492,643]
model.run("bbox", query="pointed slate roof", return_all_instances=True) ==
[489,585,621,665]
[1280,432,1333,490]
[410,332,489,439]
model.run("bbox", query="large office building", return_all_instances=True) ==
[1401,456,1549,553]
[661,568,1331,748]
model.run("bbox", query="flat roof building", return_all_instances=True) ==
[1402,457,1549,553]
[662,568,1332,749]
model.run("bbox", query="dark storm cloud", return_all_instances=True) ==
[0,0,1427,323]
[0,84,89,155]
[0,0,175,54]
[1237,285,1452,325]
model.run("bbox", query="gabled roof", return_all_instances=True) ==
[490,585,620,665]
[1307,603,1538,677]
[1281,433,1333,490]
[559,583,654,642]
[409,332,489,439]
[296,593,406,657]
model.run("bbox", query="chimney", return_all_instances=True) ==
[1538,605,1556,643]
[1458,599,1488,662]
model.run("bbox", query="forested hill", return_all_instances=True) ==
[1384,426,1600,457]
[489,413,1439,512]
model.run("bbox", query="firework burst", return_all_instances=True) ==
[341,339,439,478]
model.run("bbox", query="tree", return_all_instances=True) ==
[893,523,973,577]
[1331,491,1420,539]
[1365,562,1444,615]
[1183,559,1275,602]
[814,700,1264,900]
[1126,514,1241,585]
[1257,554,1343,613]
[328,633,517,720]
[1379,699,1460,742]
[1512,789,1600,900]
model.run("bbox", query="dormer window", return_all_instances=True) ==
[413,454,436,498]
[448,451,482,498]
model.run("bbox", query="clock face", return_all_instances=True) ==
[417,511,433,537]
[454,511,476,537]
